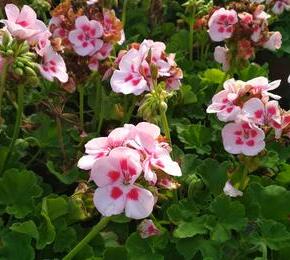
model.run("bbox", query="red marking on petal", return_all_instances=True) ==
[128,166,137,176]
[255,110,264,119]
[250,130,258,138]
[246,140,255,146]
[111,186,123,199]
[272,121,281,129]
[124,74,133,82]
[148,225,156,234]
[227,107,234,113]
[226,27,233,33]
[155,160,164,168]
[108,171,121,182]
[234,131,242,135]
[120,159,128,172]
[235,137,244,145]
[219,15,227,21]
[50,60,56,66]
[267,107,276,115]
[17,20,29,27]
[222,98,228,103]
[218,27,225,33]
[132,78,141,86]
[228,15,235,23]
[284,115,290,124]
[242,123,250,129]
[50,66,56,73]
[82,42,88,47]
[127,188,139,200]
[82,25,90,31]
[78,34,84,41]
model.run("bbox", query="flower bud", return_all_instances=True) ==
[137,219,160,239]
[14,68,23,76]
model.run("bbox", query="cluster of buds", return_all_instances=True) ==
[49,0,124,83]
[77,122,182,219]
[207,76,290,157]
[204,2,282,71]
[0,4,69,83]
[110,39,183,95]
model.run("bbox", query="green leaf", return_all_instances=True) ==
[197,159,230,195]
[238,63,268,81]
[104,247,127,260]
[46,161,82,185]
[200,69,226,85]
[210,196,247,231]
[180,85,197,104]
[167,199,199,224]
[126,233,163,260]
[276,163,290,185]
[0,230,35,260]
[10,220,39,240]
[0,169,42,218]
[176,124,212,154]
[244,183,290,222]
[174,217,207,238]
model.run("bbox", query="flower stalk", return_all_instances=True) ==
[0,60,8,123]
[63,217,110,260]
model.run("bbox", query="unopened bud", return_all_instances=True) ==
[14,68,23,76]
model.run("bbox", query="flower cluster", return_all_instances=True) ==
[49,2,124,79]
[110,39,183,95]
[77,122,182,219]
[206,3,282,71]
[207,77,290,156]
[0,4,69,83]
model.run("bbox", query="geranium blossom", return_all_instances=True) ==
[208,8,238,42]
[110,48,149,95]
[222,122,265,156]
[206,79,244,122]
[1,4,48,41]
[39,47,68,83]
[91,147,155,219]
[68,16,104,56]
[78,126,130,170]
[241,98,281,130]
[269,0,290,14]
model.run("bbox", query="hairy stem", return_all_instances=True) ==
[122,0,129,28]
[56,116,66,162]
[160,109,171,146]
[97,83,105,136]
[63,217,110,260]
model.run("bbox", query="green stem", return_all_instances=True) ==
[189,18,194,60]
[122,0,129,28]
[93,75,101,132]
[123,95,137,124]
[0,61,8,122]
[63,217,110,260]
[56,116,66,162]
[78,85,85,132]
[97,83,105,136]
[0,84,24,174]
[160,109,171,146]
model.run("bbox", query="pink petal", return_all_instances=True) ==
[125,186,155,219]
[5,4,20,22]
[94,185,126,216]
[85,137,109,155]
[77,154,97,170]
[75,16,90,29]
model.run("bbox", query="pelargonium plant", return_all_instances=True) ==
[204,1,282,71]
[77,122,182,219]
[207,76,290,196]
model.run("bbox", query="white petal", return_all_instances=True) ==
[125,186,155,219]
[94,185,126,216]
[77,155,97,170]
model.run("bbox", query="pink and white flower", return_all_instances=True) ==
[88,43,113,71]
[77,126,130,170]
[222,122,265,156]
[206,79,245,122]
[110,48,149,95]
[214,46,230,71]
[241,98,281,130]
[137,219,161,238]
[208,8,238,42]
[263,31,282,51]
[92,147,155,219]
[270,0,290,15]
[1,4,48,41]
[68,16,104,56]
[39,47,68,83]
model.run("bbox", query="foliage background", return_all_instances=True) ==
[1,0,290,259]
